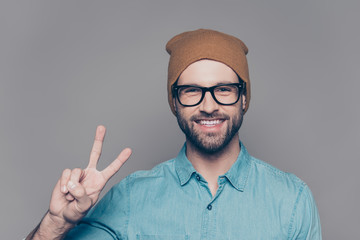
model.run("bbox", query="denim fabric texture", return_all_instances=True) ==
[65,142,321,240]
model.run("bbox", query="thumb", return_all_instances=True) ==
[67,181,92,214]
[62,181,92,224]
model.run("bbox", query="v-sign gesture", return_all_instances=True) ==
[27,125,132,240]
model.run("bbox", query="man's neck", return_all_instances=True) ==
[185,135,241,196]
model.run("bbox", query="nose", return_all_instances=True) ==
[199,91,219,114]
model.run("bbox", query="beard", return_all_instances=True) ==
[176,109,243,154]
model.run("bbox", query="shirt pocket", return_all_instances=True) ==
[136,235,190,240]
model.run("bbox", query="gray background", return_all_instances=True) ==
[0,0,359,239]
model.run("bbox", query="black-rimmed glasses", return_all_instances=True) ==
[172,83,245,107]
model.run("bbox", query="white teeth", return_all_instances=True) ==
[199,120,222,126]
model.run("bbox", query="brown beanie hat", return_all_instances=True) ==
[166,29,250,115]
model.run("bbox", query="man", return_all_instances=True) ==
[27,29,321,239]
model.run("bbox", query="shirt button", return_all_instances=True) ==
[196,175,201,181]
[207,204,212,210]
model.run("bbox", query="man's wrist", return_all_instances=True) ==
[31,212,75,240]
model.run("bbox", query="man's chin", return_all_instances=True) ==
[188,135,228,154]
[177,114,241,154]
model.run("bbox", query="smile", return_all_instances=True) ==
[196,119,224,126]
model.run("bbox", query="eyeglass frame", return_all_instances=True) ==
[172,82,246,107]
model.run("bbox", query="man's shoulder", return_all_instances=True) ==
[246,155,316,220]
[248,155,306,191]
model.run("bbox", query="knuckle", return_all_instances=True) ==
[90,150,101,157]
[109,164,117,174]
[71,186,87,199]
[74,188,84,197]
[71,168,82,175]
[62,168,71,176]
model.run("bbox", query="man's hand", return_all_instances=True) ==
[27,125,132,239]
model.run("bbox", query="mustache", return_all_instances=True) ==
[190,113,230,121]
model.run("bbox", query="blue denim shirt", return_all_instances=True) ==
[65,142,321,239]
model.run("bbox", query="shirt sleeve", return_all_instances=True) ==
[288,184,322,240]
[64,176,130,240]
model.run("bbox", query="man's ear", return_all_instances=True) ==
[173,98,177,113]
[241,95,246,110]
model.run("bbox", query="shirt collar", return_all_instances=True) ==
[175,144,197,186]
[175,142,252,191]
[223,141,252,192]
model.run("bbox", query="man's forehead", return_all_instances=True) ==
[177,59,239,86]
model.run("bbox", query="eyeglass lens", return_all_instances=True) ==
[177,85,240,106]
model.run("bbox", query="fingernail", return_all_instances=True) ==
[68,181,76,189]
[62,185,67,193]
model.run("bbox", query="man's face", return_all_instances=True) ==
[174,59,245,154]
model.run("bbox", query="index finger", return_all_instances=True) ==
[87,125,106,169]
